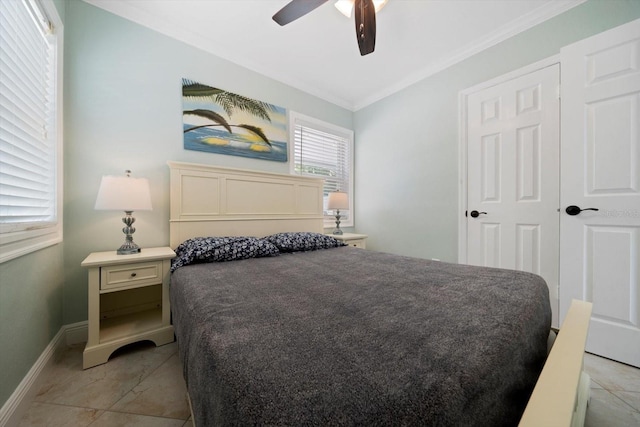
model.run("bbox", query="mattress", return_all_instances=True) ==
[170,246,551,426]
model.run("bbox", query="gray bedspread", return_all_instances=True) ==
[170,247,551,426]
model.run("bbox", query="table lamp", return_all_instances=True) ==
[95,170,152,254]
[327,191,349,235]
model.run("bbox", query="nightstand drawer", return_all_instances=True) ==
[327,233,368,250]
[100,261,162,291]
[347,239,366,249]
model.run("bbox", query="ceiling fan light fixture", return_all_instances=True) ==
[335,0,353,18]
[334,0,387,18]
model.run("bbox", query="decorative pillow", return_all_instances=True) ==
[171,236,279,272]
[263,232,346,253]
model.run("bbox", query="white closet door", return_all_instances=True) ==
[560,18,640,368]
[467,64,560,326]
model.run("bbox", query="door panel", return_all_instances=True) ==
[467,64,560,326]
[560,18,640,367]
[588,227,636,321]
[481,134,501,202]
[587,94,638,193]
[516,224,540,274]
[516,125,540,201]
[481,223,501,267]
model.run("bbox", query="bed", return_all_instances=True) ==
[167,161,592,427]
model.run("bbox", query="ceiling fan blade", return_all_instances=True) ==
[272,0,329,26]
[354,0,376,55]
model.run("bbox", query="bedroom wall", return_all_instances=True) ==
[62,0,353,325]
[354,0,640,261]
[0,0,67,410]
[0,246,65,409]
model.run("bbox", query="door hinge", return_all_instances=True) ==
[556,84,561,99]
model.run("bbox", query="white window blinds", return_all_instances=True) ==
[0,0,57,231]
[290,112,354,224]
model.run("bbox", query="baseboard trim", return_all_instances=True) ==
[0,321,88,427]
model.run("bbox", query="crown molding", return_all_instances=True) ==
[353,0,587,110]
[83,0,585,112]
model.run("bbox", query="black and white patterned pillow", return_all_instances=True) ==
[262,232,346,253]
[171,236,279,272]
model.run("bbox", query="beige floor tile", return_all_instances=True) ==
[585,388,640,427]
[90,411,185,427]
[17,402,103,427]
[613,391,640,413]
[584,353,640,393]
[34,341,177,409]
[109,353,190,419]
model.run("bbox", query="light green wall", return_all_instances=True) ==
[0,245,65,408]
[354,0,640,261]
[62,0,353,324]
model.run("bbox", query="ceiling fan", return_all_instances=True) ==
[272,0,384,56]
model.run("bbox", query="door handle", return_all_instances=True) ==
[469,210,487,218]
[565,205,599,216]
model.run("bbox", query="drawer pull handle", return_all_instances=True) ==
[130,272,137,278]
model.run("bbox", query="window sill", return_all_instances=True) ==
[0,226,62,263]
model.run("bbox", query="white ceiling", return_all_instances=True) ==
[84,0,585,111]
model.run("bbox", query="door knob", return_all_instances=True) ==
[565,205,599,216]
[469,210,487,218]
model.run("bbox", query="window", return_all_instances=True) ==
[289,111,354,227]
[0,0,63,263]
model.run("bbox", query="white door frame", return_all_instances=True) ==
[457,55,560,264]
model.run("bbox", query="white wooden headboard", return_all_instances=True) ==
[168,161,325,248]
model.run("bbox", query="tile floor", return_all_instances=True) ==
[19,342,192,427]
[17,341,640,426]
[583,353,640,427]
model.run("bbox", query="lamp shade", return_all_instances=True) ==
[95,175,152,211]
[327,191,349,210]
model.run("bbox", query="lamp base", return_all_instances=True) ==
[332,211,343,235]
[117,242,141,255]
[117,211,142,255]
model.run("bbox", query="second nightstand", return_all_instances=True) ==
[329,233,368,249]
[81,247,175,369]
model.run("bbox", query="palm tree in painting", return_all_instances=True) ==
[182,79,276,147]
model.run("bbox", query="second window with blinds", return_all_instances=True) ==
[289,112,354,228]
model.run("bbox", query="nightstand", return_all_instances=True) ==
[329,233,368,249]
[81,247,176,369]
